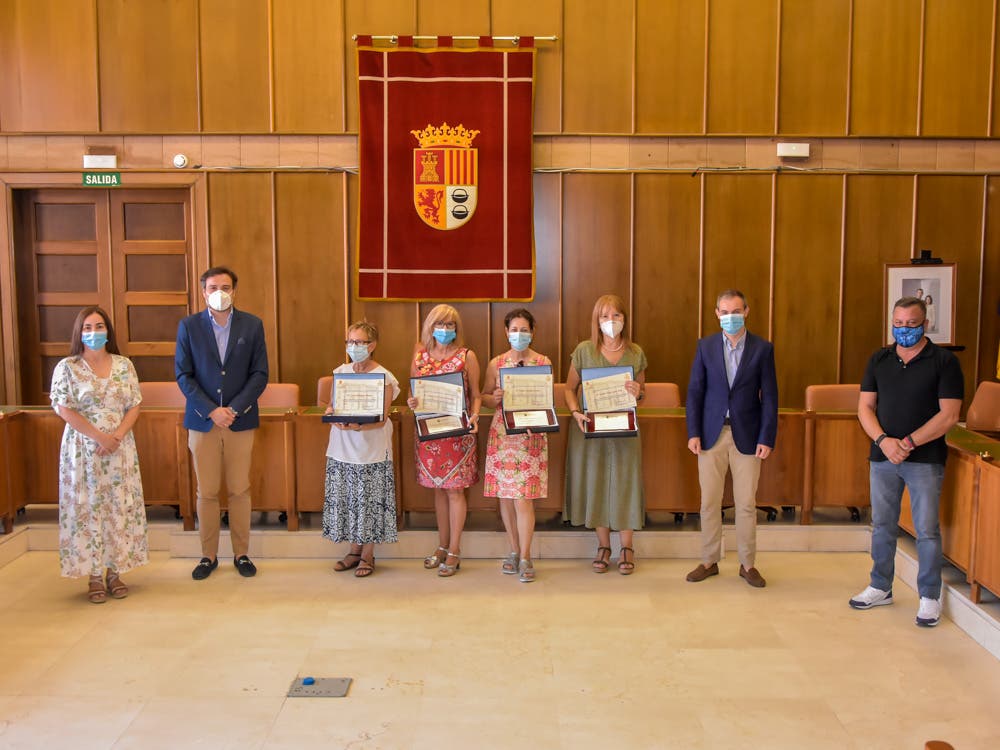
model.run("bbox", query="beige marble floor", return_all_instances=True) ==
[0,550,998,750]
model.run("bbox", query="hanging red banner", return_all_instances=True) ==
[356,40,536,301]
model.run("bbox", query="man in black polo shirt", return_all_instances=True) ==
[849,296,963,627]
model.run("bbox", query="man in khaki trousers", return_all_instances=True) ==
[684,289,778,588]
[175,266,269,580]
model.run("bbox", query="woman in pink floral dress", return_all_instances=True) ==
[481,309,550,583]
[407,304,482,577]
[50,307,148,603]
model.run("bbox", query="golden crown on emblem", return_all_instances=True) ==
[411,122,480,148]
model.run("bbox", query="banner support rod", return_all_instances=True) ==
[352,35,557,44]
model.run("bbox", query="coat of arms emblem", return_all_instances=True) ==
[411,123,479,231]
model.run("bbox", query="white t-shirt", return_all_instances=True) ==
[325,363,400,464]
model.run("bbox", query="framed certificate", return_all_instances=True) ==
[409,371,471,441]
[499,365,559,435]
[322,372,386,424]
[580,365,638,439]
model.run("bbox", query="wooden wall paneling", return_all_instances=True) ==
[562,0,633,133]
[706,0,778,135]
[275,173,346,400]
[416,0,490,35]
[97,0,199,132]
[773,174,843,407]
[701,174,773,337]
[921,0,993,137]
[345,173,419,401]
[272,0,346,133]
[343,0,416,133]
[633,174,701,392]
[492,0,564,134]
[206,173,278,379]
[778,0,850,135]
[849,0,921,135]
[199,0,271,133]
[0,0,100,132]
[560,174,632,376]
[841,175,914,382]
[981,177,1000,384]
[914,176,986,407]
[489,173,562,377]
[634,0,706,134]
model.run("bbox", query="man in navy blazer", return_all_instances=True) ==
[176,266,268,580]
[685,289,778,588]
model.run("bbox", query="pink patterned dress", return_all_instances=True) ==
[413,347,480,490]
[483,352,551,500]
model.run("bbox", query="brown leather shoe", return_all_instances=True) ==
[686,563,719,582]
[739,565,766,588]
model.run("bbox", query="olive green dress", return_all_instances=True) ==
[563,341,647,530]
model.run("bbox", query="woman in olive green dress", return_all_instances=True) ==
[563,294,646,574]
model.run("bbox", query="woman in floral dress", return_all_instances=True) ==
[406,304,482,577]
[481,309,550,583]
[322,321,400,578]
[50,307,148,603]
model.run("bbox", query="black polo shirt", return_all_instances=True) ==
[861,340,964,464]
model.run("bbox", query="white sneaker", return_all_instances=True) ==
[848,585,893,609]
[916,597,942,627]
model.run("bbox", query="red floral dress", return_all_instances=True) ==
[413,347,480,490]
[483,352,550,500]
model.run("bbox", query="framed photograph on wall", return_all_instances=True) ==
[884,263,956,346]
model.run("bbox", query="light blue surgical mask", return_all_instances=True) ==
[508,331,532,351]
[346,344,370,363]
[433,328,457,345]
[892,324,924,348]
[81,331,108,351]
[719,313,745,335]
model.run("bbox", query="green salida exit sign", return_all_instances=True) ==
[82,171,121,186]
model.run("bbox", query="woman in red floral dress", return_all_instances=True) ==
[407,304,482,577]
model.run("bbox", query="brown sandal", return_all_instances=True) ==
[88,577,107,604]
[355,557,375,578]
[106,571,129,598]
[618,546,636,575]
[334,552,362,572]
[592,546,612,573]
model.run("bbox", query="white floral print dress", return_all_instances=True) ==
[50,355,149,578]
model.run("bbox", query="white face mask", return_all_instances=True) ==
[600,319,623,339]
[207,290,233,312]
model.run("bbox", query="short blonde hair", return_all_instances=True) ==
[420,304,464,350]
[348,320,379,343]
[590,294,633,351]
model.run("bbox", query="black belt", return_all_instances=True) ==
[723,417,731,426]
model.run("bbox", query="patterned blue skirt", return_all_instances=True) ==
[322,458,398,544]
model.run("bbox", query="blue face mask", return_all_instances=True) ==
[81,331,108,351]
[719,313,745,335]
[346,344,370,363]
[508,331,532,351]
[433,328,457,345]
[892,325,924,348]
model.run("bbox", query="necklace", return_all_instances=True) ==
[602,339,624,352]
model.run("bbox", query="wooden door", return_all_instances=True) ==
[13,188,192,404]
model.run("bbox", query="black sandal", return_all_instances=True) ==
[592,546,612,573]
[618,546,635,575]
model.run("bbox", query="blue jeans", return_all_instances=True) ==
[869,459,945,599]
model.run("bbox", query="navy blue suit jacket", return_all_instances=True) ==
[175,309,269,432]
[686,331,778,455]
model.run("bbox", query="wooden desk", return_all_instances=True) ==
[132,408,194,529]
[294,409,404,530]
[225,408,298,530]
[0,410,27,534]
[802,411,871,523]
[972,456,1000,601]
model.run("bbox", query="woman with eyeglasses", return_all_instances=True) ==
[323,321,400,578]
[406,304,482,577]
[50,307,148,603]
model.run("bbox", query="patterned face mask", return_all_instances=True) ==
[892,324,924,348]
